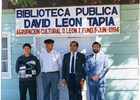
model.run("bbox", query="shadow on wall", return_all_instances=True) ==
[97,21,139,100]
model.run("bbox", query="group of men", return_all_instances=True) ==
[16,39,109,100]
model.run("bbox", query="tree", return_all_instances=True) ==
[4,0,37,7]
[3,0,139,8]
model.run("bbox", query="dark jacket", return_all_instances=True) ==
[62,52,86,84]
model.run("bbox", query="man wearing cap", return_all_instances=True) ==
[62,41,86,100]
[85,42,109,100]
[39,39,62,100]
[15,43,41,100]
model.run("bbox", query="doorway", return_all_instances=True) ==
[35,36,96,100]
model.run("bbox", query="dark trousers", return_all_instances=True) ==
[89,86,105,100]
[19,79,37,100]
[67,74,82,100]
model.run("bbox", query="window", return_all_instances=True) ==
[2,32,11,79]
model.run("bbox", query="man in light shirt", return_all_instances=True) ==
[39,39,62,100]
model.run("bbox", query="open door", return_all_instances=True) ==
[35,36,96,100]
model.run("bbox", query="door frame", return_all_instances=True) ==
[33,35,98,56]
[33,35,98,100]
[138,29,140,100]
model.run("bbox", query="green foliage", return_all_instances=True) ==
[81,0,87,3]
[6,0,37,7]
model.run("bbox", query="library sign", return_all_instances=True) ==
[15,5,120,36]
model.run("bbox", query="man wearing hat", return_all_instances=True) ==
[39,39,62,100]
[15,43,41,100]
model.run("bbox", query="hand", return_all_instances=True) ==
[95,75,99,81]
[92,75,99,81]
[80,80,85,87]
[62,80,67,86]
[92,76,97,81]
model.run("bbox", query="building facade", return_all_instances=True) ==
[2,1,140,100]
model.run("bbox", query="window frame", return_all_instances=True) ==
[138,29,140,100]
[2,31,12,79]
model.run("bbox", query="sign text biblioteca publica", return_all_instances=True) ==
[16,5,120,36]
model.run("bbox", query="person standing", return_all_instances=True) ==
[39,39,62,100]
[62,41,86,100]
[16,43,41,100]
[85,42,109,100]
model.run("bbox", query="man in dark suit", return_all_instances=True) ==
[62,41,86,100]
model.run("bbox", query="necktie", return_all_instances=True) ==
[71,53,74,74]
[95,54,97,61]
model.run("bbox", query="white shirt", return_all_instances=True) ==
[69,51,77,73]
[94,53,98,62]
[39,50,62,72]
